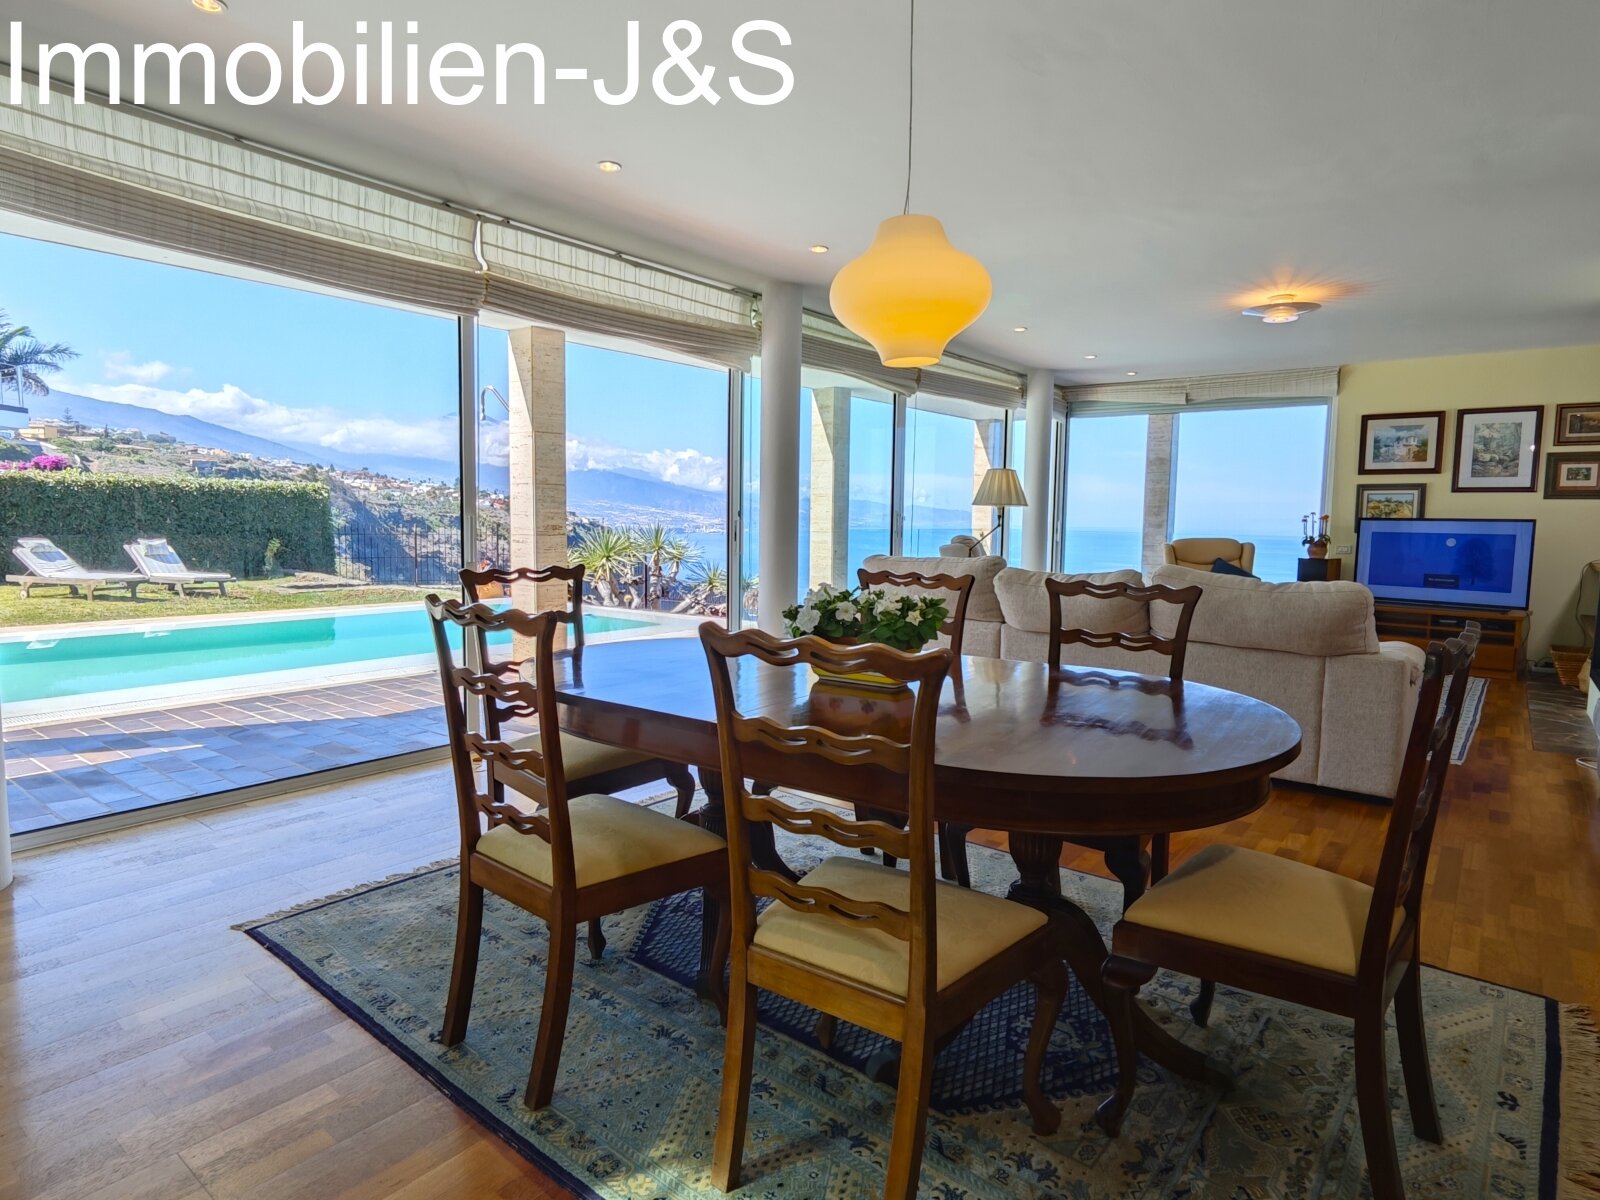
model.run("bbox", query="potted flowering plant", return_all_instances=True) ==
[783,584,950,686]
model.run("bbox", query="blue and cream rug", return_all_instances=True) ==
[242,832,1598,1199]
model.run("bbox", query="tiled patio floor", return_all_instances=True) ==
[4,674,446,835]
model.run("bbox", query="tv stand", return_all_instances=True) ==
[1372,602,1527,679]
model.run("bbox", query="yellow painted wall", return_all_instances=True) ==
[1331,343,1600,658]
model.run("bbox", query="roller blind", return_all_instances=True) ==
[800,312,1025,406]
[1061,366,1339,416]
[0,81,484,313]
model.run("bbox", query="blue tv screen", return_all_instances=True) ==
[1356,518,1536,610]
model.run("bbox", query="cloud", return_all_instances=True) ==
[566,437,725,491]
[103,355,176,385]
[66,380,460,462]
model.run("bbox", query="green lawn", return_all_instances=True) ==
[0,579,440,629]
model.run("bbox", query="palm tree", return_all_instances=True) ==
[571,526,639,608]
[0,313,77,406]
[662,535,701,586]
[633,524,673,609]
[675,562,726,614]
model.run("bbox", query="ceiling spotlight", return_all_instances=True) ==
[1126,371,1138,377]
[1083,354,1097,360]
[1012,326,1028,333]
[809,244,830,255]
[596,160,623,174]
[1243,293,1322,324]
[192,0,227,11]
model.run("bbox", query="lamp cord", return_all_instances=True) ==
[904,0,916,216]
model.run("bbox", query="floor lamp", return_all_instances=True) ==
[972,467,1028,556]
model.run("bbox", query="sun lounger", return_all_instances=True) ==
[123,538,234,597]
[8,537,144,600]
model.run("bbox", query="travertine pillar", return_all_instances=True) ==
[1142,413,1177,575]
[971,421,1001,540]
[507,325,570,652]
[809,387,853,587]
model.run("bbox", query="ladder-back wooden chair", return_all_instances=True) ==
[855,566,979,886]
[1095,625,1480,1200]
[1046,576,1204,890]
[699,624,1068,1200]
[427,596,729,1110]
[462,564,699,819]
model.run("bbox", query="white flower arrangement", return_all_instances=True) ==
[782,583,950,652]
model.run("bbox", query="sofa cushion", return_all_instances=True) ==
[994,568,1150,636]
[1149,565,1380,657]
[860,554,1006,623]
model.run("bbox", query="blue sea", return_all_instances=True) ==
[673,528,1311,585]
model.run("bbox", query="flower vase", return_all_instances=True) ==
[1307,543,1329,560]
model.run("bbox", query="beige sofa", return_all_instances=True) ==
[988,563,1426,800]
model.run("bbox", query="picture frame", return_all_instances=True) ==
[1553,402,1600,446]
[1355,483,1427,522]
[1543,452,1600,499]
[1452,406,1543,492]
[1358,411,1445,474]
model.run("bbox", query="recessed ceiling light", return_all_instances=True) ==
[192,0,227,11]
[1242,292,1322,324]
[1012,326,1028,333]
[1083,354,1097,360]
[809,244,830,255]
[1126,371,1138,377]
[597,160,622,174]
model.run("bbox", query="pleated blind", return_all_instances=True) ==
[1061,366,1339,416]
[800,312,1025,407]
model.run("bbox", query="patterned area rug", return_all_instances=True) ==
[242,837,1599,1199]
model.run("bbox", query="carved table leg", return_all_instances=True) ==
[1006,832,1230,1090]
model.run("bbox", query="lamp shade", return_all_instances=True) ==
[972,467,1028,508]
[829,215,993,369]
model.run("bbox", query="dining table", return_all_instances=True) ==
[543,633,1303,1088]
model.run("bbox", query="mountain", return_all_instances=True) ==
[567,468,726,520]
[23,390,475,485]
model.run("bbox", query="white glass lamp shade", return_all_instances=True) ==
[829,215,993,368]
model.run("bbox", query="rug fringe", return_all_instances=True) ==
[231,857,459,930]
[1561,1005,1600,1200]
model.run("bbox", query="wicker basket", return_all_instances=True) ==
[1551,644,1590,689]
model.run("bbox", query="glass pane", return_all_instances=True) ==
[739,373,761,625]
[1172,405,1329,582]
[799,372,894,589]
[477,331,731,624]
[0,230,459,835]
[1062,414,1147,572]
[904,393,1007,558]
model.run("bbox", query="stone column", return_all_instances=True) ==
[1021,368,1055,571]
[971,421,1001,540]
[757,282,802,632]
[808,387,853,588]
[1142,413,1177,575]
[507,325,570,652]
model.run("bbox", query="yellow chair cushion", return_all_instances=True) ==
[1121,843,1398,976]
[510,732,655,783]
[476,794,724,888]
[753,856,1047,996]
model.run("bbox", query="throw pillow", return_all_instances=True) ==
[1211,557,1256,579]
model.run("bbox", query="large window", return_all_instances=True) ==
[798,374,895,589]
[1171,405,1329,582]
[904,393,1008,558]
[1061,414,1148,573]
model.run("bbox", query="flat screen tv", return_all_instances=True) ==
[1356,518,1536,610]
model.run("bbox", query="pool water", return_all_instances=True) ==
[0,606,652,704]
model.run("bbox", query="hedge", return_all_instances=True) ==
[0,472,335,578]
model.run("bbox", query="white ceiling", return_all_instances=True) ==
[14,0,1600,382]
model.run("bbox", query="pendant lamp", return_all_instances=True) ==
[829,0,992,368]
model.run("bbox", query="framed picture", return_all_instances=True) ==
[1543,452,1600,499]
[1359,411,1445,474]
[1355,483,1427,522]
[1452,406,1543,492]
[1554,403,1600,446]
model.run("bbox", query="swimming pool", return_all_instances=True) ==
[0,605,654,705]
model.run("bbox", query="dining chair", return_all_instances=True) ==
[462,565,699,815]
[1095,625,1480,1200]
[699,624,1068,1200]
[855,566,978,886]
[1046,576,1204,891]
[426,596,730,1110]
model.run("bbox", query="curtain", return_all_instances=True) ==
[800,312,1025,406]
[1061,366,1339,416]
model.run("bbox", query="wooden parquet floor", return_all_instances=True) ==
[2,677,1596,1199]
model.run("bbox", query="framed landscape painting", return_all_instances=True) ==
[1543,452,1600,499]
[1359,411,1444,473]
[1355,483,1426,522]
[1554,402,1600,446]
[1453,406,1543,492]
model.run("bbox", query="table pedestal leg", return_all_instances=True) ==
[1006,832,1230,1090]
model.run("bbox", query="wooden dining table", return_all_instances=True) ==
[544,634,1303,1087]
